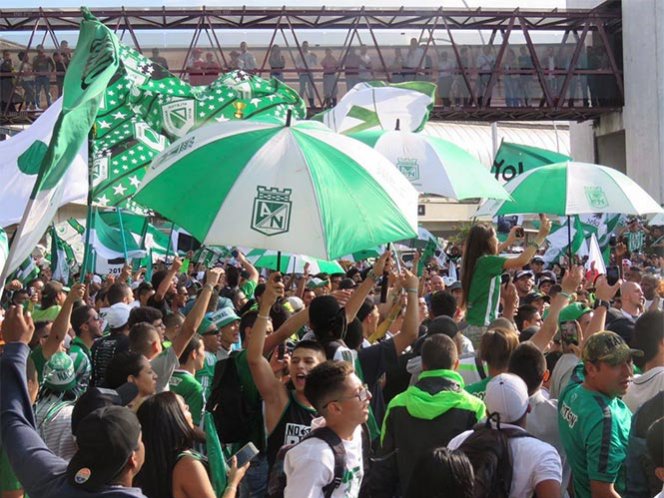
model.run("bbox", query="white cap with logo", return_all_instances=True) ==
[484,373,529,424]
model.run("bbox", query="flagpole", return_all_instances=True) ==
[164,221,176,262]
[567,215,572,265]
[116,207,129,261]
[80,126,96,283]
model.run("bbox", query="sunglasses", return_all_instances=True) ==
[323,384,371,408]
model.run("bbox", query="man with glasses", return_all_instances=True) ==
[284,361,370,498]
[70,305,104,393]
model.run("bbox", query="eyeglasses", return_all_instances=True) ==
[323,384,371,409]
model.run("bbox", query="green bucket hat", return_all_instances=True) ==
[43,351,77,393]
[582,331,644,366]
[197,317,218,335]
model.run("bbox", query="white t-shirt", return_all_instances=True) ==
[623,367,664,413]
[448,423,562,498]
[35,398,77,461]
[284,423,364,498]
[151,346,179,393]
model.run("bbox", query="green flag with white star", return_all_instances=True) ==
[0,8,119,289]
[50,225,78,285]
[91,42,306,210]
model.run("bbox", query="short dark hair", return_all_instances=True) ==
[303,360,354,412]
[646,417,664,468]
[129,323,158,357]
[479,328,519,370]
[71,305,95,336]
[254,283,266,299]
[163,312,184,329]
[357,298,376,322]
[292,339,326,360]
[421,334,457,371]
[178,334,202,365]
[344,318,364,350]
[633,310,664,366]
[508,342,546,395]
[240,310,259,340]
[150,270,168,291]
[107,283,131,306]
[430,291,457,318]
[128,306,163,328]
[515,304,539,332]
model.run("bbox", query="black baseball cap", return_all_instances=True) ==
[71,383,138,436]
[426,316,459,339]
[66,405,141,491]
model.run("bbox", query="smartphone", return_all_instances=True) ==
[606,266,620,286]
[515,227,525,238]
[277,342,285,360]
[229,442,259,468]
[501,273,511,286]
[560,321,579,345]
[231,249,239,258]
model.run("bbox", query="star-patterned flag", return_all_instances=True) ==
[91,43,306,211]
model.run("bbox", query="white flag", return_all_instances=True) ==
[586,233,606,275]
[0,99,87,228]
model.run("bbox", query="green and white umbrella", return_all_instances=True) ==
[340,246,384,262]
[134,118,418,260]
[245,248,344,274]
[476,161,664,218]
[351,129,509,201]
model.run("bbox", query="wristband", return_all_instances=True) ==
[204,284,215,292]
[405,288,418,294]
[257,314,270,320]
[594,299,610,310]
[559,291,572,300]
[367,270,381,283]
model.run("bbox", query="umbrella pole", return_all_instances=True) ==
[277,251,282,273]
[567,215,572,265]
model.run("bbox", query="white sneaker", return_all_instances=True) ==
[34,106,42,111]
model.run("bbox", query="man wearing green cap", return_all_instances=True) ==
[558,331,643,498]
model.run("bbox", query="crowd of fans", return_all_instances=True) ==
[0,214,663,498]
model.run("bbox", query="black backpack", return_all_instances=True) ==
[267,426,346,498]
[457,414,536,498]
[205,351,261,446]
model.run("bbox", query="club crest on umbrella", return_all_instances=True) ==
[396,157,420,182]
[162,99,196,138]
[584,186,609,209]
[251,186,292,236]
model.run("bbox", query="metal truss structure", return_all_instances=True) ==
[0,3,623,124]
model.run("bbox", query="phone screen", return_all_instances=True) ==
[606,266,620,286]
[230,442,259,468]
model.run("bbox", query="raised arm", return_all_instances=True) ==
[530,266,582,352]
[391,270,420,355]
[583,275,622,346]
[503,214,552,270]
[155,257,182,302]
[345,251,390,323]
[42,283,85,359]
[246,274,289,427]
[264,306,309,353]
[171,268,223,358]
[236,251,259,286]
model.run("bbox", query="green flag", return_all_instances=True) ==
[492,142,571,183]
[91,42,306,210]
[204,412,229,497]
[0,8,119,289]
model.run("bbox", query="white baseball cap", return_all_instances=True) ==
[485,373,529,424]
[106,303,132,330]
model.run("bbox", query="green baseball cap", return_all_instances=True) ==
[558,302,592,324]
[582,331,644,366]
[197,317,217,335]
[209,308,240,329]
[43,351,77,392]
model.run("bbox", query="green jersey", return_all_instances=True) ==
[558,364,632,498]
[240,279,258,300]
[170,370,205,426]
[69,337,92,395]
[466,255,507,327]
[196,351,218,401]
[31,345,48,383]
[465,376,492,401]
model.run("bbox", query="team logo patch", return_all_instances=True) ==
[162,99,195,138]
[74,468,92,484]
[251,186,292,236]
[396,157,420,182]
[584,186,609,209]
[91,153,109,188]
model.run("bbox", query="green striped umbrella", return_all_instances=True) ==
[134,118,418,260]
[340,246,384,262]
[476,161,664,217]
[245,249,344,274]
[351,129,509,200]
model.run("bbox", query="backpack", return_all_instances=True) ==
[267,426,346,498]
[457,414,536,498]
[205,351,261,446]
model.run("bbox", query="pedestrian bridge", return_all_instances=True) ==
[0,3,623,124]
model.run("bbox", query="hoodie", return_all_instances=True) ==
[372,369,485,497]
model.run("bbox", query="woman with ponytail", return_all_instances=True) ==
[461,214,551,346]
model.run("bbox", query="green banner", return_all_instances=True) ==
[491,141,571,183]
